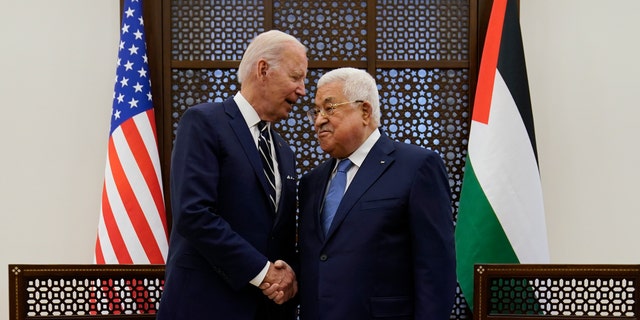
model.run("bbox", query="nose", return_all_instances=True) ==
[296,79,306,97]
[314,112,328,128]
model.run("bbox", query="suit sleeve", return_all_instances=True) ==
[409,151,457,319]
[170,107,267,290]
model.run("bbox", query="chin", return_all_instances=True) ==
[318,143,331,154]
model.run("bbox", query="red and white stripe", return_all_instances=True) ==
[95,109,168,264]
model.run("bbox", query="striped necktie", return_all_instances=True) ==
[258,121,276,211]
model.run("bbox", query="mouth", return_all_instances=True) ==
[317,128,332,137]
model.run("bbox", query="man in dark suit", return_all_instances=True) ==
[298,67,457,320]
[157,30,307,320]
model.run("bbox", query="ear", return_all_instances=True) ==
[257,59,269,79]
[361,101,372,125]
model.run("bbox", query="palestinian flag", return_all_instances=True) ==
[455,0,550,310]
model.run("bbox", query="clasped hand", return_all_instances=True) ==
[259,260,297,304]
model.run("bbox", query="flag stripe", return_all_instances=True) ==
[98,180,133,264]
[472,0,507,124]
[472,71,548,263]
[133,109,166,231]
[497,0,539,159]
[123,111,168,247]
[105,136,150,263]
[96,207,118,264]
[455,0,549,310]
[94,237,105,264]
[110,125,164,263]
[456,160,518,298]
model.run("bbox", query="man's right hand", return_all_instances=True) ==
[259,260,297,304]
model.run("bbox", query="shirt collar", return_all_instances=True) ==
[234,92,262,129]
[342,129,381,169]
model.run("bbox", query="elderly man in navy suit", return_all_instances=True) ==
[298,67,457,320]
[157,30,307,320]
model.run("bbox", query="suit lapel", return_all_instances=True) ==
[225,100,275,215]
[324,136,395,240]
[272,131,293,224]
[313,159,336,241]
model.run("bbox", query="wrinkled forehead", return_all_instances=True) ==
[280,45,308,71]
[314,81,345,105]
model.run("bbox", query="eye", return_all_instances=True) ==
[323,105,335,115]
[291,73,305,82]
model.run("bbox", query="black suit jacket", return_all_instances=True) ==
[298,134,456,320]
[157,98,298,320]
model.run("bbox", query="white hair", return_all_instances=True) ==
[317,67,381,126]
[237,30,306,83]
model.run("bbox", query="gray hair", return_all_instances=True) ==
[317,67,381,126]
[237,30,306,84]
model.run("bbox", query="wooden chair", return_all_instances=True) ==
[8,264,165,320]
[473,264,640,320]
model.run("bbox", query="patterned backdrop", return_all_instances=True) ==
[168,1,472,318]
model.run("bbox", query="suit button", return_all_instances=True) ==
[320,254,328,261]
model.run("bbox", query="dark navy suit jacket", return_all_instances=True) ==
[298,134,456,320]
[157,98,298,320]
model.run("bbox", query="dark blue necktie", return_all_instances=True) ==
[322,159,353,235]
[258,121,276,211]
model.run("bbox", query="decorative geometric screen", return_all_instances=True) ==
[170,69,241,137]
[167,1,473,318]
[273,1,368,61]
[487,277,637,317]
[21,277,162,316]
[375,1,469,61]
[170,1,265,61]
[473,264,640,319]
[9,265,164,318]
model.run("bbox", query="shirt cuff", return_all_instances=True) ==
[249,261,270,287]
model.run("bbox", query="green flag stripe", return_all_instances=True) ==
[455,158,519,310]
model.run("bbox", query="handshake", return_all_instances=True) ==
[259,260,297,305]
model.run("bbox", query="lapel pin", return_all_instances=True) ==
[380,160,386,164]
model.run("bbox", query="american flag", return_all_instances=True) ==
[94,0,168,264]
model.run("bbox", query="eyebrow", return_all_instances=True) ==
[290,69,306,78]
